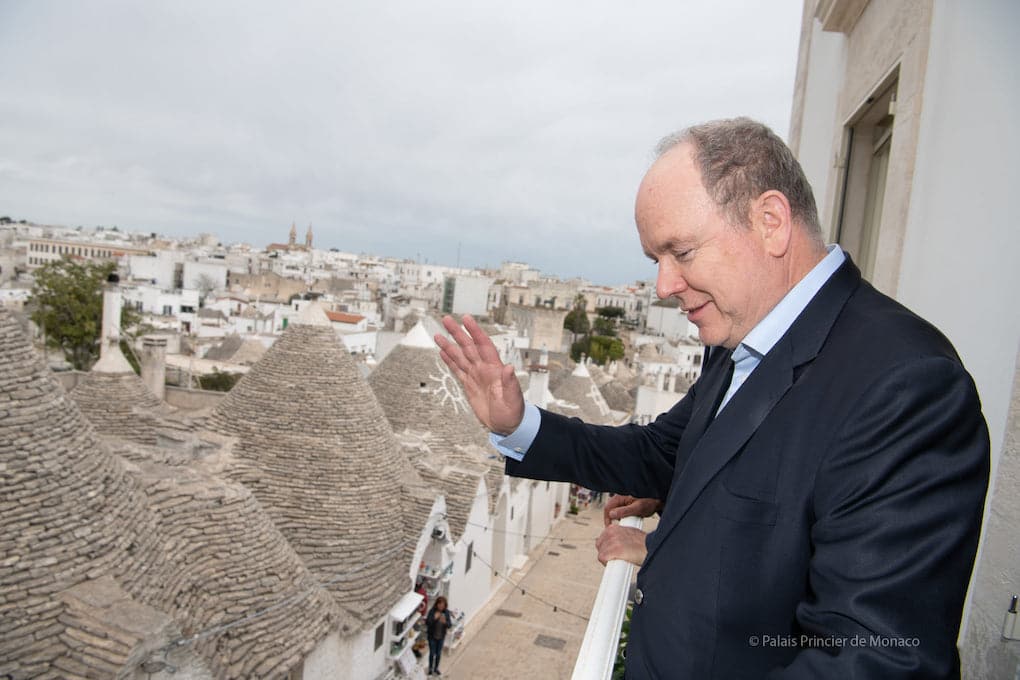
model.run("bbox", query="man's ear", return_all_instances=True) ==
[754,190,793,257]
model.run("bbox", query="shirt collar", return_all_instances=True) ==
[738,244,846,358]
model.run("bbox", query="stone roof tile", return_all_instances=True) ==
[203,314,409,626]
[0,307,175,678]
[551,367,615,425]
[0,307,342,678]
[69,368,165,446]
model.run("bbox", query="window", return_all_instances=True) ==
[466,541,473,574]
[510,506,514,521]
[374,622,384,650]
[835,72,898,282]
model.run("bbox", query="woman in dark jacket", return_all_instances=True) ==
[424,596,452,675]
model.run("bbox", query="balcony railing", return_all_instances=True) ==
[571,516,643,680]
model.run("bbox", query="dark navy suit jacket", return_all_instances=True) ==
[507,258,989,679]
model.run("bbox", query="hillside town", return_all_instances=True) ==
[1,218,705,421]
[0,217,701,680]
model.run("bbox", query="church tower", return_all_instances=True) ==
[305,223,313,249]
[288,221,297,247]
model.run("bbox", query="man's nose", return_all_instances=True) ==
[656,261,688,299]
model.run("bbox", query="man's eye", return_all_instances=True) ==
[673,250,692,261]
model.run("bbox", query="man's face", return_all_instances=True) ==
[635,144,776,349]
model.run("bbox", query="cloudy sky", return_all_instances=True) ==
[0,1,802,285]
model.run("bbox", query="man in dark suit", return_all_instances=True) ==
[435,118,988,679]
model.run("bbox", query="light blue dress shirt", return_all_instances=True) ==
[493,245,847,461]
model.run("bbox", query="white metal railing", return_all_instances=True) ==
[571,516,643,680]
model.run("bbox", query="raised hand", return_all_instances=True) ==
[604,494,664,526]
[435,314,525,435]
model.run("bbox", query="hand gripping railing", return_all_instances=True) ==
[571,516,643,680]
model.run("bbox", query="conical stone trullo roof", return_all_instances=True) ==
[203,304,409,625]
[550,361,615,425]
[0,307,175,677]
[368,321,489,450]
[369,323,499,539]
[69,344,166,446]
[1,307,344,679]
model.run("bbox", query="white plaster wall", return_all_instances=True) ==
[408,497,447,584]
[182,261,228,292]
[556,482,570,518]
[128,254,177,289]
[507,483,531,565]
[894,3,1020,671]
[447,483,493,623]
[301,630,344,680]
[895,0,1020,475]
[527,479,558,547]
[792,20,846,233]
[491,492,509,584]
[339,330,377,355]
[156,292,182,316]
[645,304,688,342]
[634,385,685,426]
[451,275,493,317]
[304,626,391,680]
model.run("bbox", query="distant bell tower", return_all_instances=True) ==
[306,223,313,249]
[289,221,297,247]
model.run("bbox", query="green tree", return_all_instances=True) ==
[587,335,625,365]
[29,259,139,370]
[592,305,626,338]
[563,294,590,340]
[569,337,589,363]
[593,316,617,337]
[595,305,626,319]
[197,369,242,392]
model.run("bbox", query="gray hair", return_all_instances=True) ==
[656,118,822,240]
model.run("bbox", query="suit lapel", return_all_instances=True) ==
[643,257,863,564]
[677,347,733,451]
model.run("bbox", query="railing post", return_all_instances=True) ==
[571,516,643,680]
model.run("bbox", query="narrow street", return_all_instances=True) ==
[440,505,632,679]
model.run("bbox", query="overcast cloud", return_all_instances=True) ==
[0,1,802,285]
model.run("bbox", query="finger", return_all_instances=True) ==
[461,314,504,364]
[438,349,473,389]
[441,315,484,365]
[500,364,524,404]
[604,495,621,525]
[436,337,474,378]
[610,504,637,520]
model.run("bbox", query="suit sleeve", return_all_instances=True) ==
[770,357,989,679]
[504,377,697,500]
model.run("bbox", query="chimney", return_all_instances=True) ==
[141,337,167,401]
[100,273,122,358]
[526,349,550,409]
